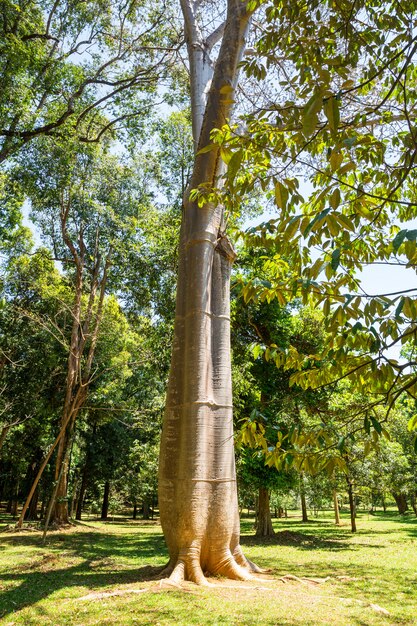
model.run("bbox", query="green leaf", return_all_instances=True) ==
[302,91,322,137]
[337,436,346,451]
[343,137,356,149]
[285,215,301,238]
[370,416,382,434]
[303,208,331,237]
[407,414,417,431]
[395,298,404,319]
[275,181,289,210]
[329,188,341,209]
[324,96,340,134]
[331,248,341,271]
[392,229,407,253]
[197,143,216,155]
[220,147,232,164]
[227,150,243,183]
[330,151,343,171]
[406,229,417,241]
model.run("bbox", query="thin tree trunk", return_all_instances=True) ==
[347,479,356,532]
[70,474,79,519]
[255,487,275,537]
[133,501,138,520]
[76,468,88,521]
[0,425,10,454]
[158,0,256,585]
[50,221,111,526]
[300,474,308,522]
[333,488,341,525]
[25,484,39,521]
[52,430,72,525]
[16,384,84,528]
[10,480,19,517]
[143,496,150,520]
[411,493,417,517]
[100,481,110,520]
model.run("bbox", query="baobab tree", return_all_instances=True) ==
[158,0,260,585]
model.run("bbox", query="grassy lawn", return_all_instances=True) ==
[0,509,416,625]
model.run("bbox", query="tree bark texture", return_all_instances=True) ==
[142,496,151,520]
[0,425,10,454]
[100,481,110,520]
[347,480,357,533]
[300,475,308,522]
[25,484,39,521]
[332,488,340,525]
[392,492,408,515]
[411,493,417,517]
[255,487,275,537]
[158,0,255,584]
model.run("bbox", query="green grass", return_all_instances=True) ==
[0,509,416,625]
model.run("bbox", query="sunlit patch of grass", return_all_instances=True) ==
[0,509,416,625]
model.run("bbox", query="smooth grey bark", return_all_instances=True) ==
[158,0,257,584]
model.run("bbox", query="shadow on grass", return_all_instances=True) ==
[0,527,167,562]
[0,525,169,619]
[0,562,165,619]
[240,529,352,551]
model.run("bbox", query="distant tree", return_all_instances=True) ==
[14,139,157,526]
[0,0,173,162]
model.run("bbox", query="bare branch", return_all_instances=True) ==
[205,20,226,51]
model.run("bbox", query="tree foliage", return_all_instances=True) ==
[193,1,417,429]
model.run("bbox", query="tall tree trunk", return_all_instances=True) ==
[100,481,110,520]
[10,498,18,517]
[25,484,39,521]
[0,425,10,454]
[158,0,256,585]
[133,501,138,520]
[76,466,88,521]
[332,488,340,525]
[300,474,308,522]
[392,492,408,514]
[255,487,275,537]
[52,432,71,525]
[143,496,150,520]
[411,492,417,517]
[347,479,356,532]
[70,474,79,519]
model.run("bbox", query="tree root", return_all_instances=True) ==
[162,547,257,586]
